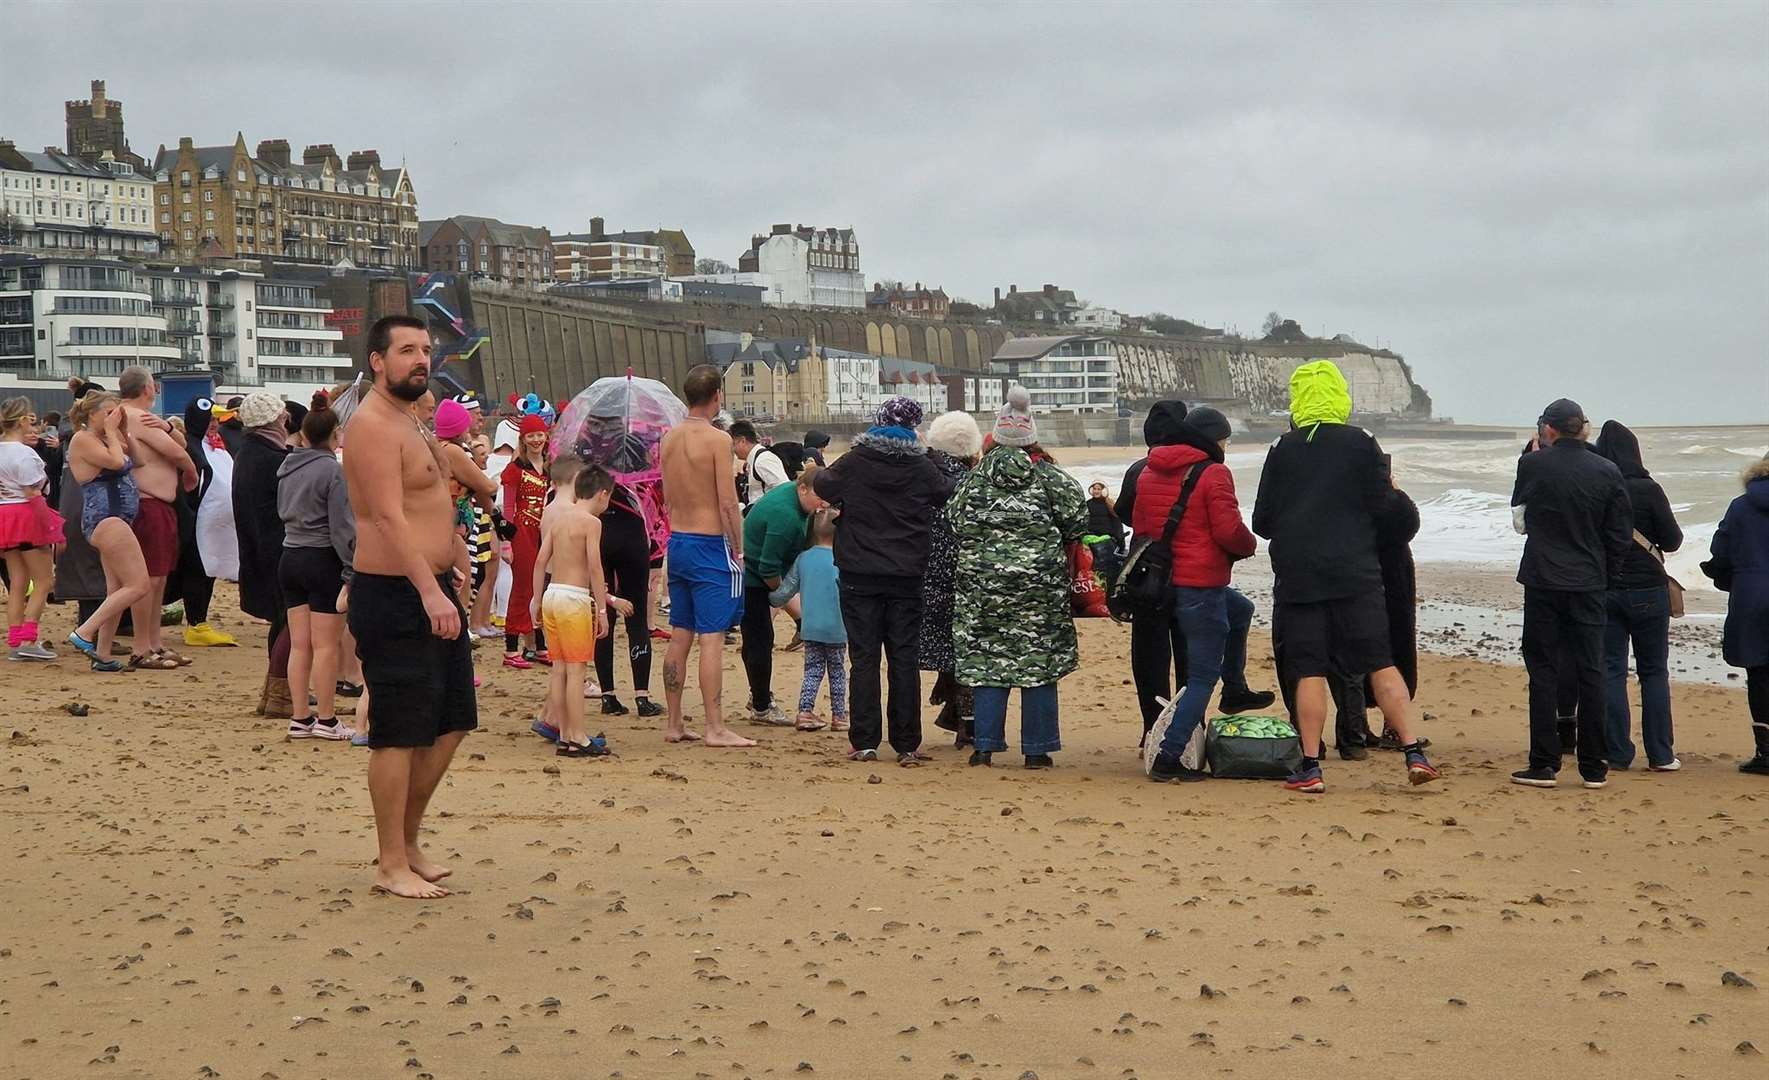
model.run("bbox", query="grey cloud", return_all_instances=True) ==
[3,0,1764,422]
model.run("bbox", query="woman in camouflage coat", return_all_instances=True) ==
[918,412,984,746]
[946,387,1087,768]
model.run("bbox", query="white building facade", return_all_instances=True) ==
[739,224,863,309]
[250,280,351,393]
[0,143,158,257]
[990,335,1119,414]
[0,255,177,381]
[1070,305,1124,331]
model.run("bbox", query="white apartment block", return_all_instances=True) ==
[990,335,1119,414]
[0,255,347,401]
[0,255,177,381]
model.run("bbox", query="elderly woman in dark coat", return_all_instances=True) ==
[231,392,293,716]
[918,411,984,747]
[1705,453,1769,775]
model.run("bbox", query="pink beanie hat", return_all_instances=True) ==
[433,398,471,441]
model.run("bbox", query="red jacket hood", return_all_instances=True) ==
[1149,443,1215,472]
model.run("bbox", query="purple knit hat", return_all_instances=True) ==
[874,396,923,430]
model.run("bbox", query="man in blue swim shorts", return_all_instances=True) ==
[657,365,757,748]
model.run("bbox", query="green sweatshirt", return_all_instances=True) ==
[742,482,810,589]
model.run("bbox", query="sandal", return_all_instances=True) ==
[128,652,180,671]
[556,734,610,758]
[795,712,829,732]
[153,648,193,667]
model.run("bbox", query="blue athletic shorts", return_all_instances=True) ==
[667,532,743,634]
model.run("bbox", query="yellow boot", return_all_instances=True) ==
[184,622,238,647]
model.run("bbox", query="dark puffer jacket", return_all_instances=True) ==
[1706,458,1769,669]
[811,430,955,589]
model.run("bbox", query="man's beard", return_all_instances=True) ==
[385,370,429,402]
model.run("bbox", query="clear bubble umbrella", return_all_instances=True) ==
[551,370,688,554]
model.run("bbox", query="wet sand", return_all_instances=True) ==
[2,588,1765,1079]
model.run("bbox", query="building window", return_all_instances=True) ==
[203,190,214,203]
[182,229,193,240]
[160,193,170,206]
[180,171,190,183]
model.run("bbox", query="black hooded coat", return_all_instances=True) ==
[1593,420,1681,592]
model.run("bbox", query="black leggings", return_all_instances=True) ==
[594,517,652,695]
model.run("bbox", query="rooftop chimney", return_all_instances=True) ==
[179,136,194,151]
[345,149,381,171]
[256,139,290,167]
[1043,284,1057,296]
[301,143,339,168]
[1009,284,1018,294]
[89,80,109,118]
[993,287,1001,306]
[590,216,605,240]
[771,223,791,236]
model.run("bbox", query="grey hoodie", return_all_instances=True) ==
[276,448,355,572]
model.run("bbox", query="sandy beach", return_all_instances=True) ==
[3,585,1765,1080]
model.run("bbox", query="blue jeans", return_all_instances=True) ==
[1603,585,1673,767]
[1157,587,1229,758]
[973,684,1061,754]
[1223,587,1254,693]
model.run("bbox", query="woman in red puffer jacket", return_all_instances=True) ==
[1128,407,1258,782]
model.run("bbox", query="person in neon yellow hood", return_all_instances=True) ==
[1253,357,1440,794]
[1289,359,1352,437]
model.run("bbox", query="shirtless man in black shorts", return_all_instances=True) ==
[345,314,476,899]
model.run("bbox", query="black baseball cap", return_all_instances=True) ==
[1537,398,1587,434]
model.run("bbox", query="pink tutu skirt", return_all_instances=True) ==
[0,496,67,550]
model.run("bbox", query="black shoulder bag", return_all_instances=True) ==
[1107,462,1207,624]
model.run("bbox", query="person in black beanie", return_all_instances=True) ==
[1509,398,1632,790]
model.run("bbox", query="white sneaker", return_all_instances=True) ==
[307,719,358,741]
[8,642,56,662]
[1648,758,1682,772]
[288,718,316,739]
[749,704,793,727]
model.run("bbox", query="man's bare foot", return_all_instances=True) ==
[406,848,453,883]
[703,727,758,748]
[374,866,449,899]
[664,728,701,744]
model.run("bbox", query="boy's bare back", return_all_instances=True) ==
[544,505,600,590]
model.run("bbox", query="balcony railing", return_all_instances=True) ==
[154,292,199,307]
[205,295,234,309]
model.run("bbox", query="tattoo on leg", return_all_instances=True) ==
[663,662,683,692]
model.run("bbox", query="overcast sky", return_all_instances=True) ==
[5,2,1766,424]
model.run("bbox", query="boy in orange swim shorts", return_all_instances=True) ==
[531,464,629,755]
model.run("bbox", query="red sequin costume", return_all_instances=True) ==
[500,455,549,637]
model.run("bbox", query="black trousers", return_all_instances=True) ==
[841,581,924,755]
[1130,612,1186,737]
[594,535,652,695]
[740,584,776,711]
[1521,587,1606,776]
[1749,666,1769,737]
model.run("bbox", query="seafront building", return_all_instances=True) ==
[739,224,864,309]
[0,253,348,403]
[149,137,418,269]
[0,141,159,257]
[709,330,1012,424]
[420,215,553,288]
[990,334,1120,413]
